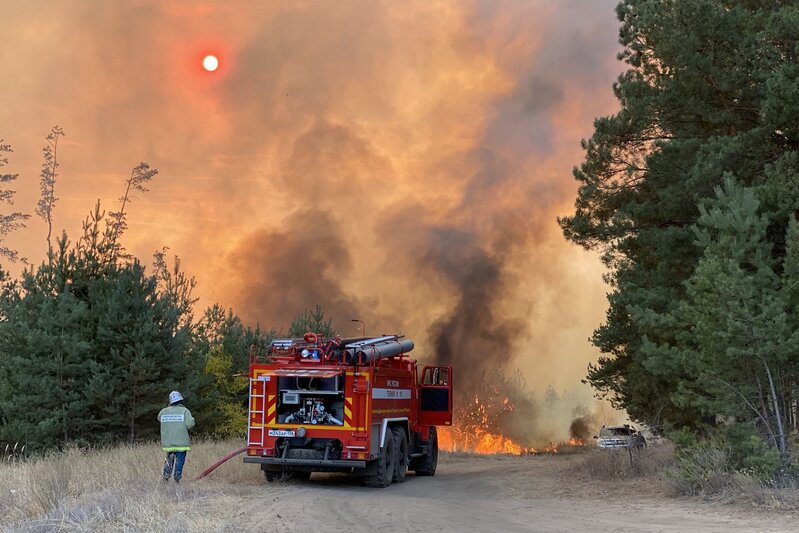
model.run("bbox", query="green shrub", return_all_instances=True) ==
[724,423,782,482]
[672,438,734,495]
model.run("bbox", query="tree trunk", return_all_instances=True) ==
[128,393,136,445]
[754,373,774,445]
[762,359,787,459]
[777,367,790,431]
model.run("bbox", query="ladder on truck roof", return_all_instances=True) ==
[247,376,267,447]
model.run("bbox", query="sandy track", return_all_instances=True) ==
[224,454,795,532]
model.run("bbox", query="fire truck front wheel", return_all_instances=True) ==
[412,427,438,476]
[392,427,409,483]
[364,429,397,488]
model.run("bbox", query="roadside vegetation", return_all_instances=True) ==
[575,441,799,511]
[0,439,259,531]
[575,444,674,481]
[561,0,799,492]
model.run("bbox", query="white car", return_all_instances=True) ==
[595,425,646,449]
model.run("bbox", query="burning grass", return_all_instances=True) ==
[438,370,592,456]
[438,426,587,456]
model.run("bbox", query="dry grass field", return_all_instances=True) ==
[0,440,258,531]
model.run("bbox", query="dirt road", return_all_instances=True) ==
[223,454,796,532]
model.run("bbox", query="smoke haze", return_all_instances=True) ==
[0,1,620,415]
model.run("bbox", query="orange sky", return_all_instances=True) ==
[0,0,621,395]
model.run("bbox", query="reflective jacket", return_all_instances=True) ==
[158,404,195,451]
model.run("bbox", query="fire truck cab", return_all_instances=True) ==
[243,334,452,487]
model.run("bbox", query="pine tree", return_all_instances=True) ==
[288,305,335,338]
[560,1,799,435]
[0,238,93,449]
[0,206,193,448]
[639,177,793,466]
[0,139,30,263]
[90,261,188,444]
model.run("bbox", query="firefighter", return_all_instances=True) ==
[158,390,195,483]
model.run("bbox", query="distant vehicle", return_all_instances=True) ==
[594,424,646,450]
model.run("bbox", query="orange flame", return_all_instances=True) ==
[439,427,587,455]
[439,426,534,455]
[438,394,589,455]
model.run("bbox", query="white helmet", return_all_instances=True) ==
[169,391,184,405]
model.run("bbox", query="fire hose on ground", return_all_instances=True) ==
[192,446,248,481]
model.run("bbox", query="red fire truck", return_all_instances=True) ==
[243,333,452,487]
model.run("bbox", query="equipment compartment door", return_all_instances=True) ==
[419,366,452,426]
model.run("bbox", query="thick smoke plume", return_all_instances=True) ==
[569,415,593,442]
[227,209,360,328]
[1,0,621,440]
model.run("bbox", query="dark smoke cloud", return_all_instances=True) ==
[421,220,526,381]
[280,121,395,197]
[404,1,620,398]
[224,118,395,332]
[226,209,360,333]
[569,415,593,442]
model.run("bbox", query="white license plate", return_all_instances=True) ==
[268,429,296,437]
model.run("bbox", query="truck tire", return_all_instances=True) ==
[413,427,438,477]
[264,469,311,482]
[392,427,408,483]
[364,429,397,488]
[286,449,318,481]
[287,448,323,460]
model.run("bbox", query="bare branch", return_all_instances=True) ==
[35,126,65,261]
[108,162,158,262]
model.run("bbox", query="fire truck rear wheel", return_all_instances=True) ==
[364,429,397,488]
[392,427,409,483]
[264,469,311,482]
[414,427,438,476]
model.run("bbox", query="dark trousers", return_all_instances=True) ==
[163,451,187,482]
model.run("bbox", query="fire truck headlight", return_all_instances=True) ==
[297,427,307,438]
[301,349,310,358]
